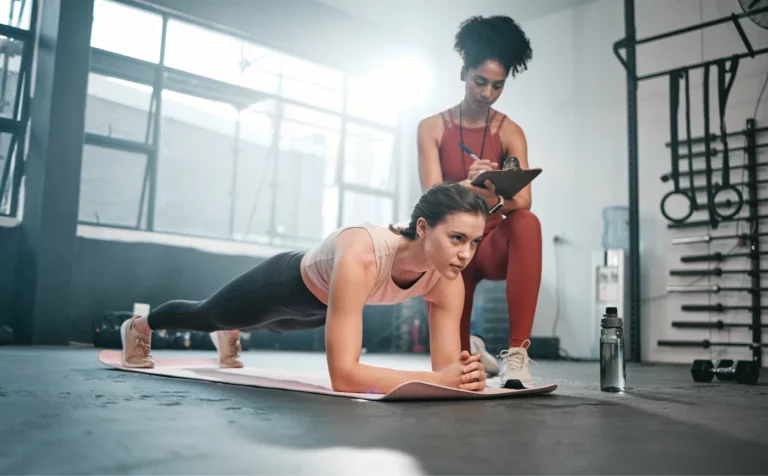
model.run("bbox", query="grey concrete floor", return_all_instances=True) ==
[0,346,767,475]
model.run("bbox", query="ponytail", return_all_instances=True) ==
[388,223,418,240]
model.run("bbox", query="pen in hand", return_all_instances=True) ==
[459,142,480,161]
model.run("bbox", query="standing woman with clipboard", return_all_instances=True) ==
[417,15,542,386]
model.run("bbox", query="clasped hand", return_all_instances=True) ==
[437,350,487,391]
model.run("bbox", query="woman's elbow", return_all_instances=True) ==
[329,365,358,392]
[329,365,380,394]
[330,375,351,392]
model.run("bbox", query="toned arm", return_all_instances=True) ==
[498,119,532,213]
[423,273,465,372]
[325,228,445,393]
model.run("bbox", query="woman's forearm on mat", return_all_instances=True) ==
[331,363,439,394]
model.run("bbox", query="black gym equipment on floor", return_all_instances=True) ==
[690,359,760,385]
[613,2,768,367]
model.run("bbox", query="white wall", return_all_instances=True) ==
[396,0,768,363]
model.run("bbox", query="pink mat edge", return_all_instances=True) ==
[98,349,557,401]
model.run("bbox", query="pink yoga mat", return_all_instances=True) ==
[98,350,557,401]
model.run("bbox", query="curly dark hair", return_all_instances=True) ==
[454,15,532,78]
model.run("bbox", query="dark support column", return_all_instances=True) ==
[13,0,94,344]
[746,119,762,364]
[623,0,641,363]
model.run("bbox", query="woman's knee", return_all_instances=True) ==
[501,209,541,235]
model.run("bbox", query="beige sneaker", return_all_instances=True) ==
[469,335,500,376]
[120,316,154,368]
[209,331,243,368]
[500,340,534,388]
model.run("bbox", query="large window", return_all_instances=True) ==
[81,0,399,248]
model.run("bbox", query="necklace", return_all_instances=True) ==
[459,102,492,178]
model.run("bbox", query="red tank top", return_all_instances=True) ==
[437,108,507,232]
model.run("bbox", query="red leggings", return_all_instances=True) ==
[460,210,543,351]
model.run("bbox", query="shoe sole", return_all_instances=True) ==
[501,378,535,390]
[501,370,535,386]
[120,318,154,369]
[471,337,500,376]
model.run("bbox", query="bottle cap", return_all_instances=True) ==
[602,307,622,328]
[502,156,520,170]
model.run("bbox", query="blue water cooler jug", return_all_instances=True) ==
[602,206,630,251]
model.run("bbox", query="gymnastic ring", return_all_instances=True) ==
[711,185,743,220]
[660,190,695,223]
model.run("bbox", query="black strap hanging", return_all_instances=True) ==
[683,70,698,210]
[661,69,695,223]
[702,63,719,229]
[711,56,743,220]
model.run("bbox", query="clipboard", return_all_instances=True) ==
[470,168,542,199]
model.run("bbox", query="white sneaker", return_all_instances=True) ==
[500,340,534,387]
[209,331,243,368]
[469,335,500,376]
[120,316,154,368]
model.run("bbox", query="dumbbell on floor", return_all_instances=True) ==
[691,359,760,385]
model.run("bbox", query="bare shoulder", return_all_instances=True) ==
[499,116,528,157]
[418,113,445,139]
[500,116,526,139]
[334,228,377,269]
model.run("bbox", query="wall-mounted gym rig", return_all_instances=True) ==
[659,119,767,374]
[614,1,768,377]
[655,13,767,378]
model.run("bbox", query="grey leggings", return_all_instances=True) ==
[147,251,328,333]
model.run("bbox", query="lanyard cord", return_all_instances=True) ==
[459,102,491,178]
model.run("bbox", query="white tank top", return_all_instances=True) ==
[302,222,443,305]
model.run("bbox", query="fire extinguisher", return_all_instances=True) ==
[411,317,426,353]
